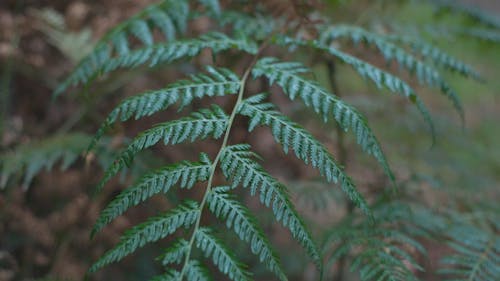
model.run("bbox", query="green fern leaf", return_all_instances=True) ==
[89,67,240,150]
[185,260,214,281]
[219,144,322,270]
[319,25,465,121]
[325,223,424,281]
[0,133,90,189]
[218,11,276,39]
[431,0,500,29]
[55,33,256,97]
[105,0,189,44]
[158,238,189,266]
[198,0,221,15]
[97,33,256,81]
[90,200,200,273]
[130,19,154,46]
[321,24,480,78]
[195,227,253,281]
[53,0,190,96]
[238,95,371,216]
[147,8,176,42]
[386,34,481,79]
[207,186,287,281]
[461,27,500,43]
[92,153,211,236]
[440,225,500,281]
[280,37,436,138]
[252,58,394,183]
[95,105,227,192]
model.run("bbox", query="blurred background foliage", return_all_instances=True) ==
[0,0,498,280]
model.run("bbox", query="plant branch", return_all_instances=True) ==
[178,40,270,279]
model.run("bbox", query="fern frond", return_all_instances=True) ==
[252,58,394,183]
[431,0,500,29]
[218,11,277,39]
[0,133,90,189]
[55,33,256,96]
[54,0,190,96]
[219,144,322,269]
[386,34,481,79]
[90,67,240,149]
[89,200,200,273]
[280,37,436,137]
[319,25,465,121]
[206,186,287,281]
[194,227,253,281]
[92,153,211,236]
[238,95,371,216]
[440,225,500,281]
[105,0,189,44]
[97,33,256,82]
[198,0,220,15]
[185,260,213,281]
[461,27,500,43]
[95,105,227,192]
[325,222,424,281]
[158,238,189,266]
[321,24,480,79]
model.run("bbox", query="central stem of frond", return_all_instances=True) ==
[178,66,252,279]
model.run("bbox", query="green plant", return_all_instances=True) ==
[45,0,500,280]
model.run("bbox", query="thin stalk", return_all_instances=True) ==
[177,40,270,276]
[178,67,250,279]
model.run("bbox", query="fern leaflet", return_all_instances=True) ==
[319,25,465,121]
[98,33,256,82]
[158,238,190,266]
[280,37,436,137]
[218,11,277,40]
[194,227,253,281]
[252,58,394,183]
[90,67,240,149]
[92,153,212,236]
[431,0,500,29]
[238,95,371,216]
[219,144,322,269]
[0,133,90,189]
[460,27,500,43]
[198,0,221,15]
[206,186,287,281]
[54,0,190,96]
[385,34,480,79]
[95,105,227,192]
[89,200,200,273]
[440,225,500,281]
[184,260,213,281]
[55,33,256,96]
[323,203,427,281]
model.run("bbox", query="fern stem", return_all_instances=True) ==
[177,30,276,278]
[178,65,253,280]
